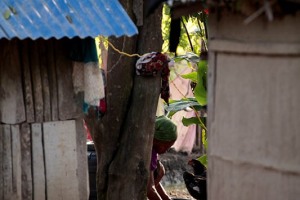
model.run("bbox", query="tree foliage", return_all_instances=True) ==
[162,3,209,165]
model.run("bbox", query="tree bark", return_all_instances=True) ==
[84,0,164,199]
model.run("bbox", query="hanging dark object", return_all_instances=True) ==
[169,16,181,53]
[146,0,207,53]
[135,52,172,104]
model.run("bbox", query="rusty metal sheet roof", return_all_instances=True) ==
[0,0,138,40]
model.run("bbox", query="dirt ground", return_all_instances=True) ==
[159,148,204,200]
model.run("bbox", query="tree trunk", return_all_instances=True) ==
[85,0,164,199]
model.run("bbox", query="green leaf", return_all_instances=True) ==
[174,52,200,63]
[197,154,207,168]
[165,98,202,113]
[182,117,207,130]
[194,84,207,106]
[3,10,11,20]
[194,60,207,106]
[202,133,208,149]
[181,72,197,83]
[198,60,208,72]
[182,117,201,126]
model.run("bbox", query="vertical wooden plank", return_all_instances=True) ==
[21,39,35,123]
[11,125,22,200]
[31,123,46,200]
[48,39,58,121]
[0,125,4,199]
[0,39,26,124]
[30,40,44,122]
[21,123,33,200]
[43,120,80,200]
[38,40,51,122]
[3,125,12,200]
[76,119,89,200]
[55,39,82,120]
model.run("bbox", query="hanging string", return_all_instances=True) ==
[99,36,142,58]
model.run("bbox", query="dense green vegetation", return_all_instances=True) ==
[162,4,208,166]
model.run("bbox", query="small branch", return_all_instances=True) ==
[200,13,208,40]
[181,17,194,52]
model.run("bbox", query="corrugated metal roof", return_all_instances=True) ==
[0,0,138,40]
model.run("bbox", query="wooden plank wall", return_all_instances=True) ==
[0,39,88,200]
[208,11,300,200]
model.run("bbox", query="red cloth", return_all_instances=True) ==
[136,52,170,104]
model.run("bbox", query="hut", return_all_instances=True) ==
[0,1,137,200]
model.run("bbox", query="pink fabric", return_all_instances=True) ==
[172,111,196,153]
[169,65,196,153]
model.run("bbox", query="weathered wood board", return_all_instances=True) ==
[11,125,22,200]
[0,124,22,200]
[208,11,300,200]
[0,39,25,124]
[0,38,88,200]
[47,39,59,121]
[38,40,51,122]
[21,123,32,200]
[209,54,300,200]
[55,40,82,120]
[31,123,46,200]
[75,119,89,200]
[21,39,35,123]
[30,41,44,122]
[43,120,81,200]
[3,125,13,200]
